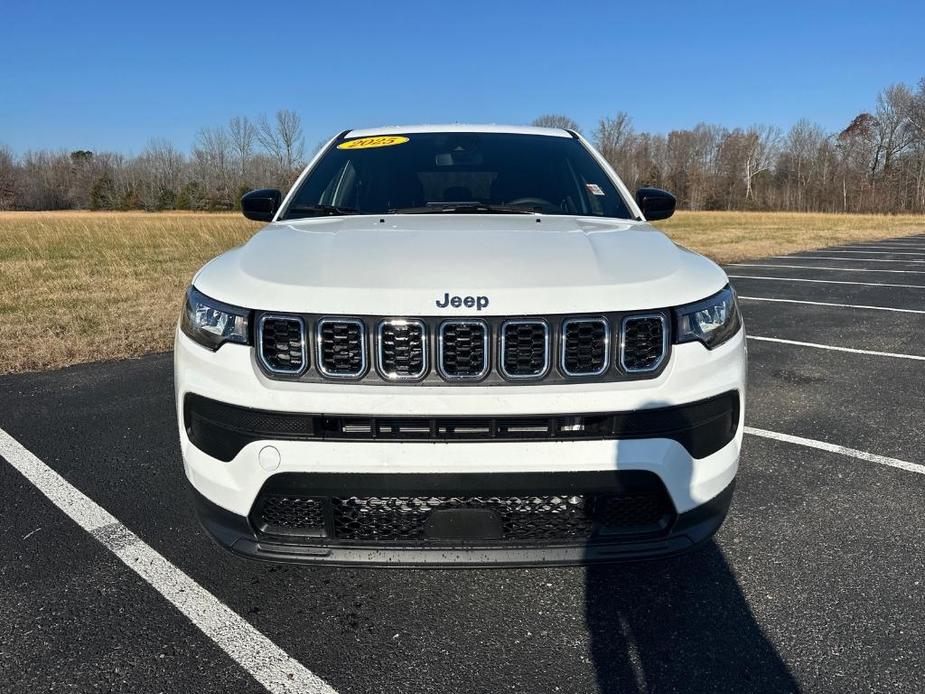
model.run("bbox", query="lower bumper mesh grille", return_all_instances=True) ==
[252,488,674,545]
[258,496,325,532]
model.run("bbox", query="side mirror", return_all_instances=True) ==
[241,188,282,222]
[635,187,676,221]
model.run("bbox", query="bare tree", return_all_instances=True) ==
[133,139,185,210]
[0,145,19,209]
[256,114,284,171]
[531,114,581,132]
[743,125,781,201]
[593,113,634,170]
[874,84,915,174]
[228,116,256,179]
[195,126,231,176]
[782,120,825,210]
[256,109,305,182]
[910,79,925,206]
[192,126,236,208]
[276,109,304,173]
[905,78,925,138]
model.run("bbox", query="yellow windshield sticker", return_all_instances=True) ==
[337,136,409,150]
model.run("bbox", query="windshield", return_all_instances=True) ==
[280,132,635,220]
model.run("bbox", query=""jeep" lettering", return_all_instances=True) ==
[435,292,489,311]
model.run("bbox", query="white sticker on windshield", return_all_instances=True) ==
[586,183,606,196]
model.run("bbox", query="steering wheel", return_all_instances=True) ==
[507,197,554,210]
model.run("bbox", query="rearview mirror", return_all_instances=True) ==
[241,189,282,222]
[635,188,676,221]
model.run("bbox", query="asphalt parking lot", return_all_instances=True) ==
[2,235,923,694]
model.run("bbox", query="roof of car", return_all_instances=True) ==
[343,124,573,138]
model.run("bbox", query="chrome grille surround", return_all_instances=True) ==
[499,319,550,380]
[254,311,671,384]
[560,317,611,377]
[257,314,308,375]
[376,319,428,381]
[315,317,368,379]
[437,319,490,381]
[620,314,668,373]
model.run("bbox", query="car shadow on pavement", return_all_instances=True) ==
[585,541,799,693]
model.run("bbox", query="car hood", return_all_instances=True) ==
[193,215,728,315]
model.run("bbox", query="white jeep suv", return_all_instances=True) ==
[175,124,745,566]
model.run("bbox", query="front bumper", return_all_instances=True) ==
[175,326,746,566]
[191,473,735,567]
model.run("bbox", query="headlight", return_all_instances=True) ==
[180,286,251,350]
[674,285,741,349]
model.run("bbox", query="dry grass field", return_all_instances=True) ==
[0,212,259,374]
[656,211,925,263]
[1,210,924,374]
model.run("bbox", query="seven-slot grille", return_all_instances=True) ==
[377,320,427,380]
[258,316,307,374]
[621,315,667,372]
[561,318,610,376]
[500,320,549,379]
[316,318,367,378]
[438,320,489,380]
[257,313,671,381]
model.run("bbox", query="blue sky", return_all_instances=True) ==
[2,0,923,154]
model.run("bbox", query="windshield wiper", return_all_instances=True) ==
[282,204,360,219]
[389,202,538,215]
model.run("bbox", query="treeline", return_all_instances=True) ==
[0,110,308,212]
[2,77,925,214]
[536,77,925,214]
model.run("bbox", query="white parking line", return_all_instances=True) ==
[731,263,925,275]
[862,247,925,252]
[737,296,925,315]
[837,244,925,250]
[0,428,337,694]
[843,246,925,252]
[728,275,925,289]
[747,335,925,361]
[772,256,925,264]
[798,249,925,256]
[840,240,925,245]
[744,427,925,475]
